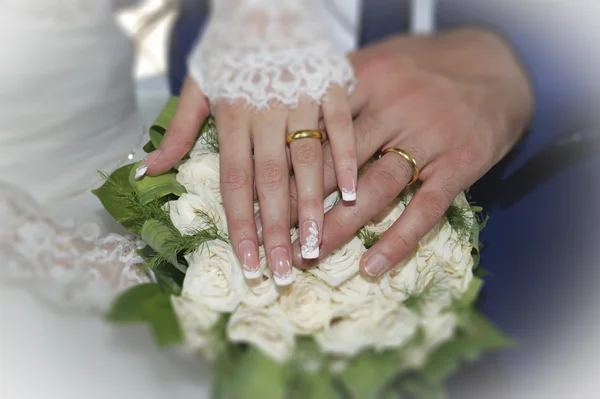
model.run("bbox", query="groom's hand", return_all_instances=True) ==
[290,28,533,277]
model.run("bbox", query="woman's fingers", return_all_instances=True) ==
[142,77,209,176]
[214,102,260,278]
[252,109,294,286]
[288,99,323,259]
[322,85,357,201]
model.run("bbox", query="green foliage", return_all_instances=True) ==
[140,219,187,272]
[468,205,489,269]
[416,312,513,385]
[106,283,183,347]
[445,204,473,242]
[358,228,381,249]
[92,165,140,231]
[340,349,404,399]
[98,98,509,399]
[128,163,186,205]
[195,116,219,154]
[93,164,172,234]
[143,97,179,152]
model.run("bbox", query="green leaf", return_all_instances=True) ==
[213,346,287,399]
[453,277,483,309]
[395,375,443,399]
[340,350,402,399]
[147,97,179,151]
[106,283,184,347]
[128,162,186,204]
[419,312,514,383]
[140,219,186,272]
[92,164,139,229]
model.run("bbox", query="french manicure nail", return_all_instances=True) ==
[134,163,148,180]
[339,170,357,201]
[270,247,293,286]
[239,240,261,279]
[134,150,161,180]
[364,253,389,277]
[301,220,320,259]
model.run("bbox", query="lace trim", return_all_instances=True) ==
[188,0,356,109]
[0,183,153,313]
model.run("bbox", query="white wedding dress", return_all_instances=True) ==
[0,1,361,398]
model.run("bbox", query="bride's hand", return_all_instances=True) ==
[142,76,356,286]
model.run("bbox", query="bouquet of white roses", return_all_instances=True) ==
[94,98,511,399]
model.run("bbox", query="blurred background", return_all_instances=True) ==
[0,0,599,398]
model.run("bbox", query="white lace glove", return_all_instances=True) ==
[187,0,356,109]
[139,0,359,288]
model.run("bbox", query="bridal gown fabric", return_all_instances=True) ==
[0,1,358,398]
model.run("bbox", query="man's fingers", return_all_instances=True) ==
[144,77,209,176]
[360,172,461,278]
[214,102,259,279]
[292,145,431,268]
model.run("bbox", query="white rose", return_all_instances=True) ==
[183,240,246,312]
[227,304,296,362]
[315,301,376,357]
[419,219,454,254]
[169,193,227,235]
[331,273,376,307]
[279,273,332,334]
[171,294,221,358]
[377,251,420,302]
[309,236,365,287]
[373,301,419,350]
[403,307,458,369]
[420,304,457,351]
[363,197,405,235]
[176,153,222,202]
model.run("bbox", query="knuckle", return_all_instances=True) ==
[166,125,196,149]
[298,198,322,215]
[368,169,402,198]
[391,227,418,254]
[257,160,286,188]
[293,141,319,166]
[227,217,254,239]
[220,165,249,191]
[388,152,417,182]
[262,224,292,243]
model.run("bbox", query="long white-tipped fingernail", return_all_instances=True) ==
[134,163,148,180]
[301,220,320,259]
[239,240,261,279]
[135,150,161,180]
[340,170,357,201]
[271,247,293,286]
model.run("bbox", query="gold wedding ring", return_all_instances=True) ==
[286,129,323,144]
[380,147,420,185]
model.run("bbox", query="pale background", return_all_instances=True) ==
[1,1,599,398]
